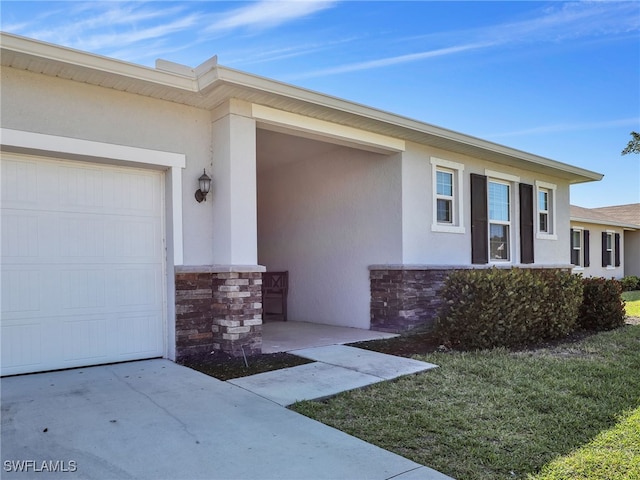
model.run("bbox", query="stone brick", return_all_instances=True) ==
[175,269,263,361]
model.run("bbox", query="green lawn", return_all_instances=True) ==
[532,406,640,480]
[623,290,640,317]
[292,325,640,480]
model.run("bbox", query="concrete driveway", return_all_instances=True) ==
[1,359,450,479]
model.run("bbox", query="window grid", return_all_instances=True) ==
[436,169,454,224]
[431,158,465,234]
[605,232,613,267]
[572,229,582,267]
[488,180,510,261]
[539,189,549,233]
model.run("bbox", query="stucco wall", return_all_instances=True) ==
[257,137,402,329]
[400,141,572,266]
[625,231,640,277]
[570,221,625,278]
[0,66,215,266]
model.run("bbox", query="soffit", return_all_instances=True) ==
[1,32,603,184]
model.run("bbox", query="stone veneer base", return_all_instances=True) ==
[369,264,575,333]
[175,265,265,362]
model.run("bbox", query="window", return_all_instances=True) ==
[535,181,557,239]
[571,228,590,268]
[571,229,582,266]
[539,189,549,232]
[488,180,511,261]
[601,231,620,268]
[470,170,520,265]
[605,232,613,267]
[436,170,453,223]
[431,158,465,233]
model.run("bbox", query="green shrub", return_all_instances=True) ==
[578,277,626,330]
[435,268,583,350]
[621,275,640,292]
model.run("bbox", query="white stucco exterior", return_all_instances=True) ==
[570,221,626,279]
[1,32,605,359]
[399,142,573,266]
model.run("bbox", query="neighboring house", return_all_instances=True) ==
[0,33,603,376]
[570,204,640,278]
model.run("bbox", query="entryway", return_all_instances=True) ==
[262,320,397,353]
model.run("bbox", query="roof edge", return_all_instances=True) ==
[214,66,603,184]
[1,32,605,184]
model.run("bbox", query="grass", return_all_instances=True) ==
[532,406,640,480]
[623,290,640,317]
[291,325,640,480]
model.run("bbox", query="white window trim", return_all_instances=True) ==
[605,229,616,270]
[485,169,520,183]
[571,226,584,270]
[487,177,513,263]
[535,180,557,240]
[431,157,465,234]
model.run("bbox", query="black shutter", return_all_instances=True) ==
[602,231,608,267]
[519,183,534,264]
[471,173,488,264]
[584,230,590,267]
[570,228,575,264]
[615,233,621,267]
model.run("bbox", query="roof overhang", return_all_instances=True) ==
[0,32,604,184]
[571,216,639,231]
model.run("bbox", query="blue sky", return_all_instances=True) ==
[2,1,639,208]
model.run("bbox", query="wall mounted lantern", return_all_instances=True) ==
[195,169,212,203]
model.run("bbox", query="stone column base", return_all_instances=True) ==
[175,265,264,361]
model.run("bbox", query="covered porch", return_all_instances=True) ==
[262,320,397,354]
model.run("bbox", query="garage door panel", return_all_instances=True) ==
[104,170,159,215]
[1,212,40,258]
[117,314,164,355]
[1,158,39,207]
[1,323,42,371]
[60,269,106,310]
[1,154,166,376]
[106,218,162,259]
[59,216,106,258]
[114,267,162,308]
[63,317,109,362]
[58,164,105,211]
[1,269,41,314]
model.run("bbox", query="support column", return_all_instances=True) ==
[210,100,258,265]
[175,265,264,361]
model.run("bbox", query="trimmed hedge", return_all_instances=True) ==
[621,275,640,292]
[436,268,583,350]
[578,277,626,331]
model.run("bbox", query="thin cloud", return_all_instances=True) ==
[229,36,361,66]
[292,1,640,79]
[291,42,495,79]
[486,118,640,139]
[19,3,197,52]
[206,0,338,33]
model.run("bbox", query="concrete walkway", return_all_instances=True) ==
[262,320,398,353]
[229,345,438,406]
[1,359,451,479]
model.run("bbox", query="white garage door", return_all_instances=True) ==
[1,154,165,376]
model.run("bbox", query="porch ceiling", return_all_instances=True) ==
[1,32,603,185]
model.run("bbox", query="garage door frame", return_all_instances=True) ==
[1,128,186,374]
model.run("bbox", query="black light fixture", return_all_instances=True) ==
[195,169,212,203]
